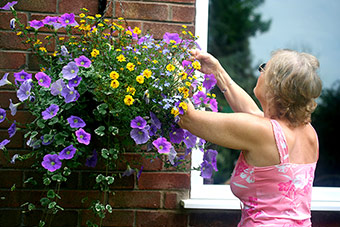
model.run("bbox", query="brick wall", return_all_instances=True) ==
[1,0,340,226]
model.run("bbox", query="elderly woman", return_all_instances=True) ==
[179,49,322,226]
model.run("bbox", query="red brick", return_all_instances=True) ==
[0,130,24,149]
[143,22,194,40]
[0,90,18,109]
[59,0,98,14]
[138,172,190,190]
[23,210,78,226]
[1,110,34,128]
[0,52,26,70]
[15,0,57,13]
[164,192,177,209]
[136,210,188,227]
[0,170,23,188]
[115,2,169,21]
[172,5,195,23]
[81,210,135,227]
[0,11,27,30]
[0,209,21,226]
[81,172,135,190]
[152,0,195,3]
[0,190,25,207]
[109,190,161,208]
[58,190,101,208]
[0,31,29,50]
[117,153,162,171]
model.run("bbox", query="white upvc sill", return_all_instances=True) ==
[181,185,340,211]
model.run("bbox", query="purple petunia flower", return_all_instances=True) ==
[75,128,91,145]
[203,74,217,91]
[8,121,16,138]
[168,147,177,165]
[127,26,138,40]
[0,1,18,10]
[130,128,150,144]
[183,130,197,148]
[67,115,86,128]
[182,60,191,68]
[163,32,181,44]
[29,20,44,30]
[42,16,58,25]
[14,70,32,82]
[0,139,10,150]
[193,91,209,106]
[130,116,147,129]
[68,75,82,87]
[152,137,172,154]
[17,79,32,101]
[0,73,12,87]
[200,160,214,179]
[122,165,135,177]
[58,13,78,27]
[62,62,78,80]
[208,98,218,112]
[0,108,6,123]
[61,86,78,103]
[58,144,76,160]
[203,149,218,171]
[41,104,59,120]
[35,72,51,88]
[26,138,41,149]
[51,22,63,31]
[41,154,62,172]
[74,55,91,68]
[169,127,184,144]
[50,79,66,96]
[150,111,161,129]
[10,154,19,164]
[41,135,54,145]
[137,166,144,180]
[9,99,20,116]
[85,150,97,167]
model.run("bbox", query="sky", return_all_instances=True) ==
[249,0,340,89]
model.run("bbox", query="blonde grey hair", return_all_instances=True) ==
[264,49,322,126]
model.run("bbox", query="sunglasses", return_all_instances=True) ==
[258,63,266,72]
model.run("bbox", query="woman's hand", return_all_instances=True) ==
[190,49,221,75]
[178,99,195,130]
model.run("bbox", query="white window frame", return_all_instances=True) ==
[182,0,340,211]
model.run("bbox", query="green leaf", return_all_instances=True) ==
[37,119,45,129]
[96,174,105,183]
[28,203,35,211]
[48,201,56,209]
[48,117,59,125]
[24,131,31,139]
[55,133,66,146]
[38,220,46,227]
[24,177,37,186]
[30,131,38,138]
[51,174,62,182]
[101,148,109,159]
[97,103,108,115]
[106,176,114,185]
[43,177,51,186]
[40,197,50,206]
[63,167,71,176]
[11,184,16,191]
[47,189,56,199]
[94,126,105,137]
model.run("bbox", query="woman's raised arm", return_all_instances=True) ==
[191,49,263,116]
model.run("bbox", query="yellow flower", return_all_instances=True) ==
[110,71,119,80]
[152,60,158,64]
[133,27,141,35]
[39,47,47,52]
[59,37,64,41]
[143,69,152,78]
[171,107,179,117]
[183,91,189,99]
[116,54,126,62]
[126,30,132,36]
[80,19,86,23]
[197,86,203,91]
[95,14,102,18]
[179,102,188,111]
[137,61,141,65]
[16,31,22,36]
[118,17,124,20]
[166,64,175,72]
[91,27,98,33]
[182,25,187,28]
[142,46,148,49]
[179,72,188,80]
[110,80,120,89]
[52,51,58,57]
[192,61,201,70]
[91,49,100,57]
[182,31,187,35]
[104,19,110,23]
[170,40,177,45]
[116,49,122,52]
[124,95,134,106]
[79,13,85,18]
[136,75,144,84]
[81,8,88,12]
[212,94,216,98]
[126,62,135,71]
[127,86,136,95]
[98,23,104,27]
[185,82,191,87]
[41,67,46,72]
[87,16,95,20]
[33,39,42,46]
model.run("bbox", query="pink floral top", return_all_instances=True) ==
[230,120,317,226]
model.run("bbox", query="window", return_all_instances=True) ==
[182,0,340,211]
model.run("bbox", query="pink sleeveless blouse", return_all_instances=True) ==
[230,120,317,226]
